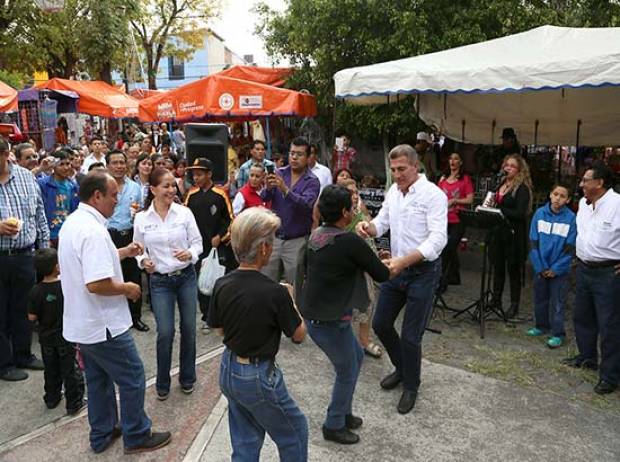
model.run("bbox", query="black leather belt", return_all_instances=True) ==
[109,228,133,237]
[0,247,33,257]
[578,259,620,268]
[153,265,191,277]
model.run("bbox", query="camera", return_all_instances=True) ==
[266,164,275,174]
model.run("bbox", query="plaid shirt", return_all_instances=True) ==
[331,147,357,172]
[0,163,50,250]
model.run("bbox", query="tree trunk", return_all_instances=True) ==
[98,62,113,84]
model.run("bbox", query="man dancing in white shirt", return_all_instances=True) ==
[357,144,447,414]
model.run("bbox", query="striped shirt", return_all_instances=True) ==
[0,163,50,250]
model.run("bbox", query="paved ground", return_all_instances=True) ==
[201,339,620,462]
[1,243,619,460]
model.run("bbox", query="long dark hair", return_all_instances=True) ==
[132,153,151,180]
[144,167,173,209]
[441,152,466,180]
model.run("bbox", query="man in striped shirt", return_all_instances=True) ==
[0,139,50,382]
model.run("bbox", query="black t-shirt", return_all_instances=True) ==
[28,281,65,345]
[208,270,301,359]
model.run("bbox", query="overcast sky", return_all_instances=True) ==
[209,0,287,66]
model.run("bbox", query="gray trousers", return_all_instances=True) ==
[261,236,306,285]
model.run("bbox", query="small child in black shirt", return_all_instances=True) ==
[28,248,85,414]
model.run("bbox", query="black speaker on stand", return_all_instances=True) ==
[185,123,229,184]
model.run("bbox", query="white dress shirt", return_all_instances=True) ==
[133,202,203,274]
[311,162,333,191]
[59,203,132,344]
[372,175,448,261]
[576,189,620,262]
[80,153,107,174]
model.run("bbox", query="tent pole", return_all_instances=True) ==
[461,119,465,143]
[573,119,582,186]
[491,119,496,146]
[265,117,272,159]
[534,119,539,146]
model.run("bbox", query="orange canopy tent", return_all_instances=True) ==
[217,65,293,87]
[35,78,139,118]
[130,88,167,100]
[138,74,316,123]
[0,80,18,113]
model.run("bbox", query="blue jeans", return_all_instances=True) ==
[373,259,441,391]
[574,263,620,385]
[149,265,197,393]
[533,273,568,337]
[79,330,151,451]
[307,320,363,430]
[219,348,308,462]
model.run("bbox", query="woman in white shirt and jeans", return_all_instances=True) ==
[133,168,203,400]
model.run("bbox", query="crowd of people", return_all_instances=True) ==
[0,121,619,459]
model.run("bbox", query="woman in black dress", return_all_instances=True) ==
[491,153,533,318]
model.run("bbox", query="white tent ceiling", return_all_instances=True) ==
[334,26,620,145]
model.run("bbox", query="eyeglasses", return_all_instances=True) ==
[289,151,307,158]
[579,176,598,184]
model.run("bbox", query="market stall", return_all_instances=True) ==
[35,78,140,118]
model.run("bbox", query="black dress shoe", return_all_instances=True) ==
[380,371,402,390]
[0,368,28,381]
[397,390,418,414]
[345,414,363,430]
[17,357,44,371]
[132,320,150,332]
[322,425,360,445]
[504,302,519,319]
[594,380,617,395]
[561,355,598,371]
[93,426,122,454]
[124,431,172,454]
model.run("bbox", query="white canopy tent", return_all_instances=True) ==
[334,25,620,146]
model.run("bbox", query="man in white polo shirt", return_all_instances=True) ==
[562,162,620,395]
[58,172,171,454]
[356,144,447,414]
[309,144,332,191]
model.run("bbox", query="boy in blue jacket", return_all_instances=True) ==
[37,150,79,248]
[527,183,576,348]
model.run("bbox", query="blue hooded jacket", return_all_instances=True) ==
[529,202,576,276]
[37,175,79,239]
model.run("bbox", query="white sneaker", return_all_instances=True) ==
[201,322,211,333]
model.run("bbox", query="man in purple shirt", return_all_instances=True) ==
[261,137,320,284]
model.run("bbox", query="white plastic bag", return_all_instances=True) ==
[198,248,226,295]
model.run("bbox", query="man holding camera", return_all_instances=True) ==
[261,137,320,285]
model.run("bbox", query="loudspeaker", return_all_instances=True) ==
[185,123,229,183]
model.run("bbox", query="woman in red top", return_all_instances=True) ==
[437,152,474,292]
[232,163,270,215]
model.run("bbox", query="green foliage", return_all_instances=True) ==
[0,69,27,89]
[0,0,137,82]
[256,0,620,144]
[130,0,220,89]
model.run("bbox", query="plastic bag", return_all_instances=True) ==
[198,248,226,295]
